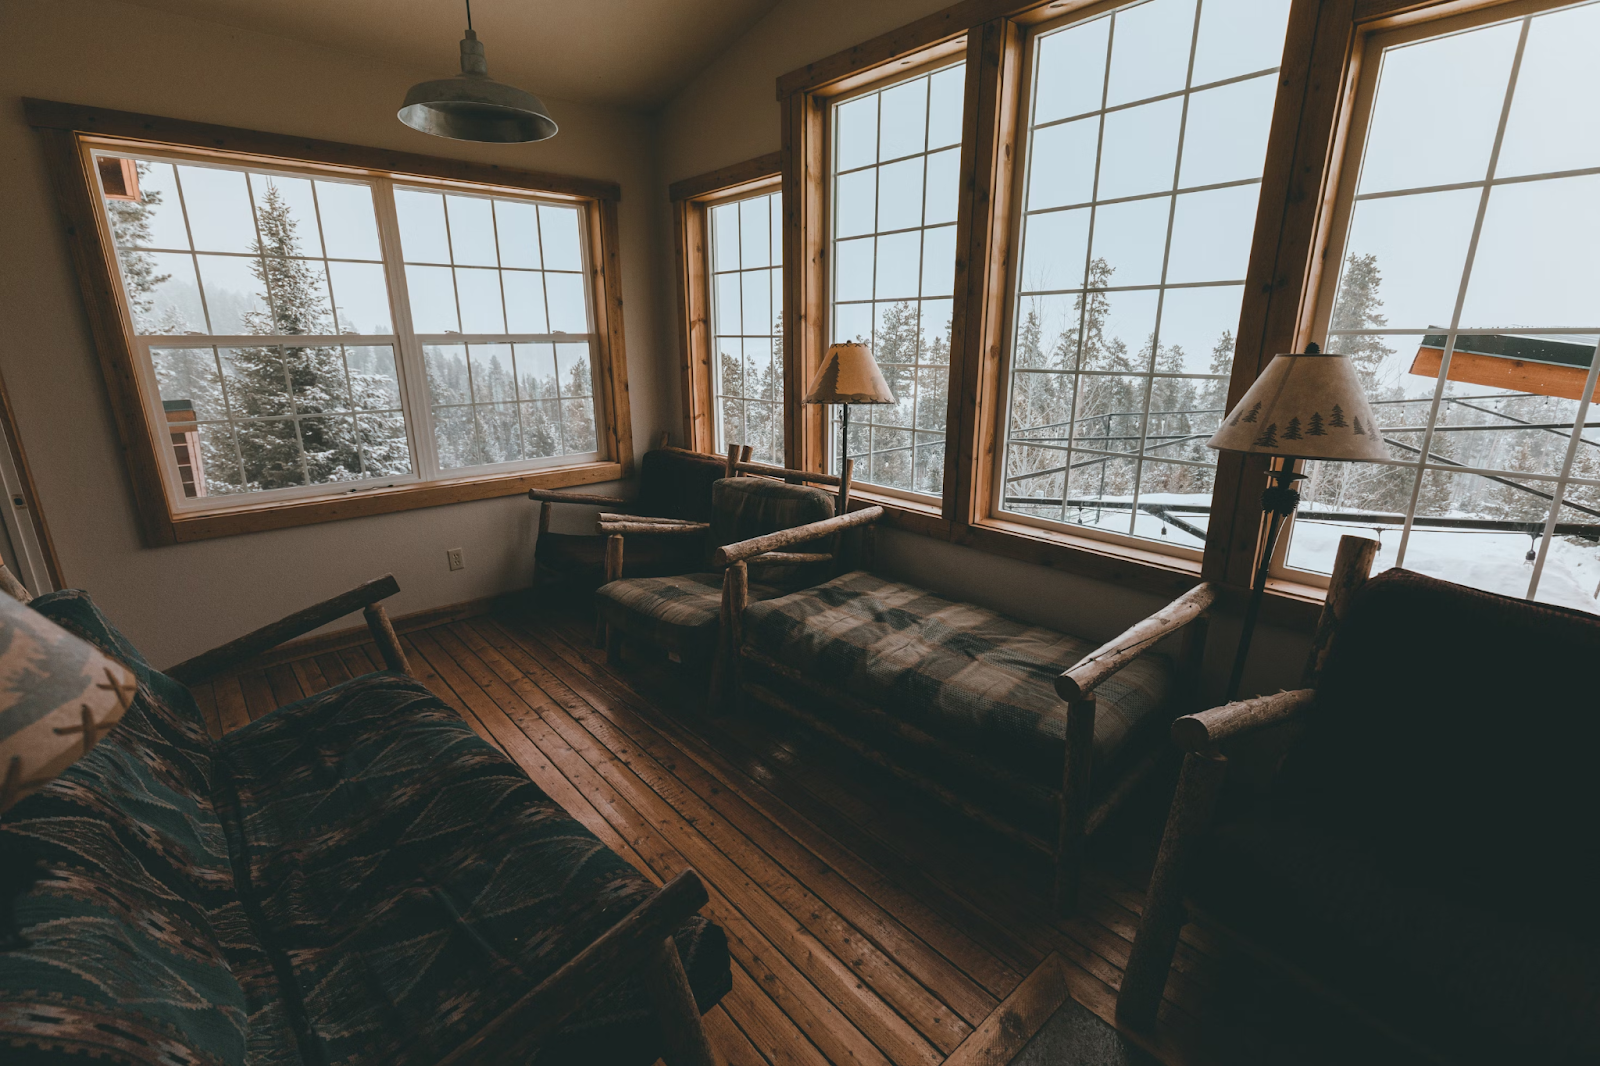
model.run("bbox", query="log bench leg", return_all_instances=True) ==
[597,534,624,648]
[1117,750,1227,1028]
[363,604,412,676]
[1052,697,1095,915]
[643,936,716,1066]
[709,562,747,714]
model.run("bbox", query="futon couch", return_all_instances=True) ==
[0,589,730,1065]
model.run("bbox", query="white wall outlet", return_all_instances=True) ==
[446,547,465,571]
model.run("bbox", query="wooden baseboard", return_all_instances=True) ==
[232,587,530,672]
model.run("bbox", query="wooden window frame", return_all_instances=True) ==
[27,98,634,547]
[669,153,782,454]
[778,0,1522,627]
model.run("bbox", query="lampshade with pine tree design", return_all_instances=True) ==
[1207,346,1388,461]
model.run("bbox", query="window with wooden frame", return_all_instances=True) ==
[994,0,1293,559]
[29,100,632,546]
[670,155,784,463]
[1274,0,1600,611]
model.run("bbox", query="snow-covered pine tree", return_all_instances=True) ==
[230,182,407,489]
[1328,253,1397,394]
[104,161,169,328]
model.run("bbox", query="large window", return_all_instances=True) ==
[709,189,784,464]
[829,62,966,496]
[1284,0,1600,610]
[91,143,609,518]
[997,0,1292,552]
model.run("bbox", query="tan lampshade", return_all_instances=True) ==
[1208,347,1388,461]
[803,343,896,405]
[0,593,137,812]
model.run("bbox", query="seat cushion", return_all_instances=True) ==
[596,572,784,660]
[741,572,1173,787]
[217,672,730,1066]
[1278,568,1600,924]
[2,591,303,1066]
[1195,812,1600,1063]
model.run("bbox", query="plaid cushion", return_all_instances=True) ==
[710,478,834,548]
[741,572,1173,785]
[596,572,784,660]
[218,673,730,1066]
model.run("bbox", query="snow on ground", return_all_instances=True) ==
[1008,492,1600,614]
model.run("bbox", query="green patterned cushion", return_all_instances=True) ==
[596,572,784,660]
[1,590,304,1066]
[218,673,730,1065]
[741,572,1173,788]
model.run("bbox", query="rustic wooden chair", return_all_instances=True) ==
[594,445,883,704]
[1117,534,1600,1062]
[529,435,728,592]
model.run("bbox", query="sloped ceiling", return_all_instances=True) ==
[114,0,783,110]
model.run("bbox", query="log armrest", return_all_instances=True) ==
[165,574,409,685]
[527,487,630,507]
[439,868,715,1066]
[1055,582,1218,702]
[1169,687,1316,756]
[597,516,711,536]
[711,506,885,568]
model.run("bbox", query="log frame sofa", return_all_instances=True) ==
[0,572,729,1066]
[735,567,1217,913]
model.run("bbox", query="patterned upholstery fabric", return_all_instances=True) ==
[0,592,732,1066]
[741,571,1173,789]
[596,572,784,660]
[632,448,728,522]
[595,476,836,658]
[218,674,731,1066]
[1,590,304,1066]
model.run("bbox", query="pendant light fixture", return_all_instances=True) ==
[398,0,557,143]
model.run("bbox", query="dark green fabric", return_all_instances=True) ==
[1,590,303,1066]
[219,673,731,1066]
[1,592,733,1066]
[709,478,834,550]
[632,449,727,522]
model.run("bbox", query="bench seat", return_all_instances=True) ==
[741,571,1174,791]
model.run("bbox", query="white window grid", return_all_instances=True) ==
[708,189,784,465]
[828,61,965,498]
[1283,0,1600,608]
[996,0,1288,555]
[93,147,601,513]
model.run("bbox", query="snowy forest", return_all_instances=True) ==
[106,159,596,495]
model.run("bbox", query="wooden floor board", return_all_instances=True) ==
[203,598,1435,1066]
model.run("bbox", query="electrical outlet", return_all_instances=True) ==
[446,547,465,571]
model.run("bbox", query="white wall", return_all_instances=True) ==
[0,0,672,666]
[654,0,1311,698]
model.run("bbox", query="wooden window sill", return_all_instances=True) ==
[845,486,952,539]
[165,461,622,543]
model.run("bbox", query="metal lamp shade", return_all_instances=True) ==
[1208,348,1388,461]
[399,30,557,144]
[803,343,896,405]
[0,593,137,812]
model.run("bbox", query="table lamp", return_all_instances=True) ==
[0,593,138,814]
[803,342,896,481]
[1208,343,1387,700]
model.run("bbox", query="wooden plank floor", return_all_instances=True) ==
[197,601,1440,1066]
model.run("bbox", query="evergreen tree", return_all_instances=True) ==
[227,182,408,489]
[1235,401,1261,425]
[1283,416,1302,441]
[1328,253,1398,394]
[1328,403,1347,428]
[1254,423,1278,448]
[1307,411,1326,436]
[104,162,169,329]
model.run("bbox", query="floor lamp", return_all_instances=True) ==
[1207,343,1387,701]
[803,342,896,482]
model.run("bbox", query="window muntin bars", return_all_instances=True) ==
[1285,0,1600,613]
[709,189,784,465]
[828,61,966,496]
[996,0,1293,552]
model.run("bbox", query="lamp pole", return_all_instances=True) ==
[839,403,850,481]
[1224,460,1305,701]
